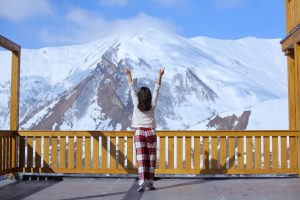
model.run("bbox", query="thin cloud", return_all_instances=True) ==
[214,0,246,9]
[0,0,53,22]
[152,0,185,6]
[99,0,128,6]
[38,8,178,46]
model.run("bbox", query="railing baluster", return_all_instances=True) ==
[127,136,133,169]
[102,136,108,169]
[110,137,116,169]
[118,137,124,169]
[186,136,191,170]
[44,137,50,169]
[238,136,244,170]
[202,136,209,170]
[168,136,174,169]
[60,136,66,169]
[255,136,261,169]
[281,136,287,169]
[10,135,16,169]
[272,136,279,169]
[68,137,74,169]
[85,137,91,169]
[264,136,270,170]
[19,136,25,170]
[194,136,200,170]
[3,137,6,171]
[289,136,297,169]
[27,137,33,172]
[228,136,235,170]
[3,137,7,170]
[211,136,218,170]
[35,136,41,171]
[246,136,252,169]
[7,137,11,170]
[76,137,82,169]
[177,136,182,169]
[220,136,226,169]
[52,136,58,168]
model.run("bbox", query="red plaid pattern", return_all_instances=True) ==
[134,128,157,186]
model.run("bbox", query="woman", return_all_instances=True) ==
[125,67,164,192]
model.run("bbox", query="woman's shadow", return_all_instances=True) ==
[155,150,241,191]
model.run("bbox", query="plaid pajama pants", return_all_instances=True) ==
[134,128,157,186]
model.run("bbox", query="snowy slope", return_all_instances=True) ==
[188,98,288,130]
[0,28,288,130]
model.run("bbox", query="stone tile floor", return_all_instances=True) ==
[0,177,300,200]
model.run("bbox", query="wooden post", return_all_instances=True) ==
[287,51,296,130]
[9,51,20,177]
[10,50,20,131]
[295,42,300,177]
[298,131,300,177]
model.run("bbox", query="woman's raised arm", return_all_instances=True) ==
[152,68,164,107]
[125,67,138,106]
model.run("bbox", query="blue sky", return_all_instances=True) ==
[0,0,285,48]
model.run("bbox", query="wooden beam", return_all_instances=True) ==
[0,35,20,53]
[295,42,300,177]
[285,48,295,57]
[295,29,300,44]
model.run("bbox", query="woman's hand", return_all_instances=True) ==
[125,67,133,84]
[157,67,165,85]
[125,67,131,75]
[159,68,165,76]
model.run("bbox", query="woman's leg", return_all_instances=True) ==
[146,129,157,185]
[134,129,148,186]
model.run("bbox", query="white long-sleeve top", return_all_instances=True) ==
[129,83,160,128]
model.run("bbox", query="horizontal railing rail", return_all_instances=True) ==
[13,130,299,176]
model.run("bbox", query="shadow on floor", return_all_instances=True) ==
[58,179,143,200]
[154,178,217,191]
[58,178,216,200]
[0,180,61,200]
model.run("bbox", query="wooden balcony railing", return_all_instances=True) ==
[0,131,17,176]
[1,130,298,176]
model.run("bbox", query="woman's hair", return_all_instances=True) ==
[137,87,152,112]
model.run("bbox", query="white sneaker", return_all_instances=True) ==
[137,181,147,192]
[146,182,156,190]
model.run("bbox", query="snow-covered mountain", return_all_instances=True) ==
[188,98,288,130]
[0,28,288,130]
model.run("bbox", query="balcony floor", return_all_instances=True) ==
[1,177,300,200]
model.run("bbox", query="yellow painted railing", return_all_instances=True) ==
[0,131,16,176]
[5,130,297,176]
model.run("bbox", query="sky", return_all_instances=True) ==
[0,0,286,49]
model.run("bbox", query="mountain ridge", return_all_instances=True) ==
[0,29,288,130]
